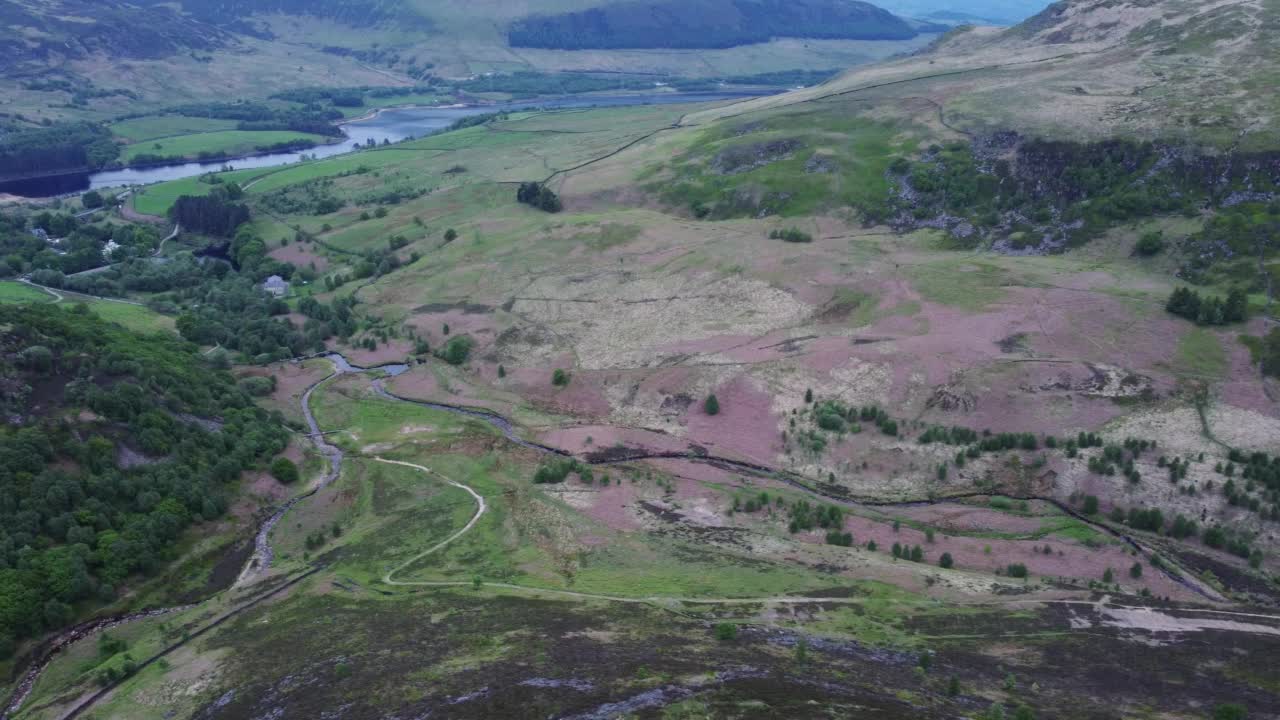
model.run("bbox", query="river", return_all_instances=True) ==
[0,91,773,199]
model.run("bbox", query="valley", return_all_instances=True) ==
[1,0,1279,718]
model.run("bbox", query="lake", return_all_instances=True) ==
[0,91,772,199]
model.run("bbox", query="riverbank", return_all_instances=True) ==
[2,90,777,200]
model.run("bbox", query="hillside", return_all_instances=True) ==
[3,0,1280,718]
[684,0,1280,148]
[0,303,292,660]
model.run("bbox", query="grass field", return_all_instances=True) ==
[0,281,55,304]
[1174,326,1229,378]
[119,130,332,163]
[110,116,239,142]
[76,299,177,335]
[0,280,174,333]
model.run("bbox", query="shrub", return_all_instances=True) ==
[939,552,954,569]
[714,622,737,641]
[1083,495,1099,515]
[1129,562,1143,579]
[533,458,584,484]
[704,394,720,415]
[552,368,571,386]
[516,182,562,212]
[1213,704,1247,720]
[1134,230,1164,256]
[441,335,473,365]
[98,632,127,658]
[769,227,813,243]
[825,531,854,547]
[239,375,277,396]
[270,457,300,484]
[1006,563,1028,578]
[444,228,458,242]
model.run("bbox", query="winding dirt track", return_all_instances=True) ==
[373,451,1280,637]
[10,354,1280,720]
[376,458,487,585]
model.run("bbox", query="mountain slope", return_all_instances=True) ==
[684,0,1280,149]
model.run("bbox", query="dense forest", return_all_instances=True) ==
[0,304,290,657]
[171,192,252,238]
[508,0,920,50]
[0,122,118,178]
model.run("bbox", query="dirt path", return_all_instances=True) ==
[153,224,179,257]
[18,279,62,303]
[19,277,146,307]
[377,458,487,585]
[369,436,1273,634]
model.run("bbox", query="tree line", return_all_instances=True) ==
[1165,286,1248,326]
[0,121,118,178]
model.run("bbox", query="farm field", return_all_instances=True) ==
[109,117,239,143]
[118,130,333,164]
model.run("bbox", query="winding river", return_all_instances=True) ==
[0,92,773,199]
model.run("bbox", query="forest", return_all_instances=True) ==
[0,122,118,178]
[508,0,920,50]
[0,304,290,657]
[171,192,252,238]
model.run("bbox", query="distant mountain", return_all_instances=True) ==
[0,0,430,73]
[0,0,229,73]
[872,0,1049,25]
[508,0,923,50]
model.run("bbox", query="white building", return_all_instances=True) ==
[262,275,290,298]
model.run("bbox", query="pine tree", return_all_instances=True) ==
[704,394,720,416]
